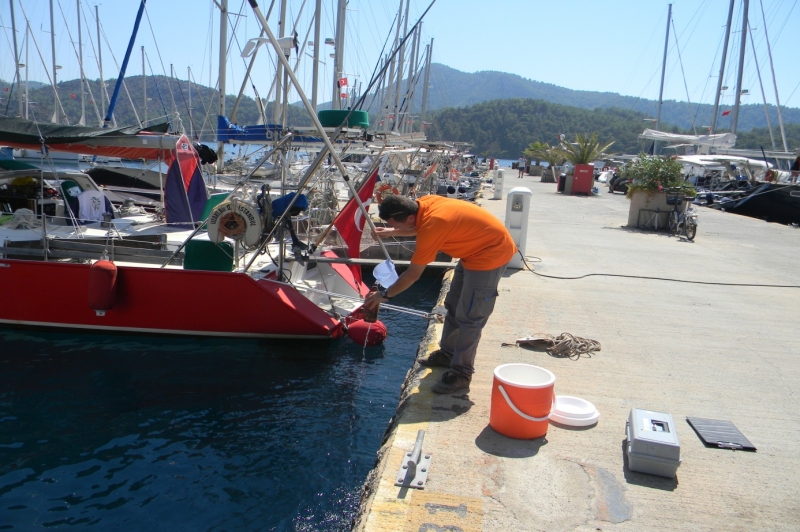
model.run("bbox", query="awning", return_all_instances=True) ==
[640,128,737,149]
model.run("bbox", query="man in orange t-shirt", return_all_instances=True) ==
[365,194,516,394]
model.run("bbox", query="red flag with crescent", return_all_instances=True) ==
[332,167,379,284]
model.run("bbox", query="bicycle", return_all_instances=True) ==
[666,192,698,241]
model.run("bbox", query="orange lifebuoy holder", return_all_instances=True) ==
[375,183,399,204]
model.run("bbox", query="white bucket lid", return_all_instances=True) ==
[494,363,555,389]
[550,396,600,427]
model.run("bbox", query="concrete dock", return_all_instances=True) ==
[356,170,800,531]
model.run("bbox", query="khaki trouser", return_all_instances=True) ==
[439,261,507,376]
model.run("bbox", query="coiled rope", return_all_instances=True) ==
[502,333,601,360]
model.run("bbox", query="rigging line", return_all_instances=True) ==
[693,21,725,127]
[79,3,108,126]
[145,54,170,122]
[173,70,198,138]
[747,21,776,149]
[15,2,70,125]
[54,0,102,125]
[96,17,141,126]
[0,12,19,117]
[670,19,697,134]
[351,0,438,115]
[622,12,665,97]
[142,6,179,127]
[361,13,399,115]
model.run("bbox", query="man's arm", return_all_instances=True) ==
[374,227,417,238]
[364,263,426,310]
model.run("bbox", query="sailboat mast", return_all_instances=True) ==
[104,0,146,127]
[9,0,22,117]
[402,24,419,133]
[331,0,346,110]
[24,23,29,119]
[188,67,193,139]
[711,0,735,134]
[392,0,410,131]
[311,0,321,111]
[216,0,228,173]
[759,0,788,153]
[96,5,104,123]
[382,1,403,132]
[142,46,146,125]
[77,0,86,125]
[419,39,433,132]
[730,0,749,135]
[50,0,59,124]
[654,3,671,144]
[275,0,286,121]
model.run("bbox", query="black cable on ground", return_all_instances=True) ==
[518,252,800,289]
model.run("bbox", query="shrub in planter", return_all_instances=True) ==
[622,154,696,199]
[622,154,696,227]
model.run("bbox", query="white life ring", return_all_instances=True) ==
[207,197,262,246]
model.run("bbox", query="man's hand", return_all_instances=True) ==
[373,226,396,239]
[373,227,417,239]
[364,289,386,311]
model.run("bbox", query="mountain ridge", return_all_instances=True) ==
[414,63,800,133]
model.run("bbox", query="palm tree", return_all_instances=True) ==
[528,144,565,183]
[523,141,549,166]
[558,133,615,166]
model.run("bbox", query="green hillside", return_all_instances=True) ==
[379,64,800,134]
[426,98,671,158]
[425,98,800,158]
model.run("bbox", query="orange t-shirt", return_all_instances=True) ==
[412,196,516,271]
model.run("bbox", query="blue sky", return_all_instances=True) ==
[1,0,798,112]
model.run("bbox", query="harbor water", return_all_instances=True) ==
[0,274,442,531]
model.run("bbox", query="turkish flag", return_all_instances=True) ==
[70,94,76,99]
[338,77,348,88]
[332,167,378,285]
[721,109,731,116]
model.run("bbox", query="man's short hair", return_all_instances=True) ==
[378,194,419,221]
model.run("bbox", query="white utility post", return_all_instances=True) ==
[505,187,532,270]
[493,169,505,200]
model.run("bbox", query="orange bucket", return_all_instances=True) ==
[490,364,555,439]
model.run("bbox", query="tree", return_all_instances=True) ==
[558,133,615,165]
[531,144,565,182]
[523,141,548,166]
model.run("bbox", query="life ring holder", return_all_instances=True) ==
[207,198,263,246]
[375,183,400,204]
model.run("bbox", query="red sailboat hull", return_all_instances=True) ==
[0,259,345,339]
